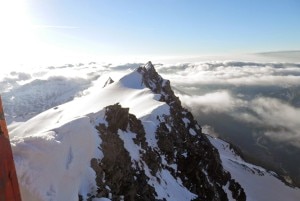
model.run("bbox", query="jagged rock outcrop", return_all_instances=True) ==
[91,104,158,201]
[139,61,245,200]
[103,77,114,88]
[88,62,246,201]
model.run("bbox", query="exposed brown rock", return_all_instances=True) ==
[86,62,246,201]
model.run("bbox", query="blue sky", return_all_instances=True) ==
[1,0,300,65]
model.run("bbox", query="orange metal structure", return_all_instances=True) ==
[0,96,22,201]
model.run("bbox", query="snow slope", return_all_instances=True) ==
[9,68,191,200]
[12,117,99,201]
[208,135,300,201]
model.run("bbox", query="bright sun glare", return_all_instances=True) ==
[0,0,38,69]
[0,1,65,69]
[0,1,100,69]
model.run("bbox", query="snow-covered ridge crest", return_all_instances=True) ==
[8,61,300,201]
[207,135,300,201]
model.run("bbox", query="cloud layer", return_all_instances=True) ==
[165,61,300,184]
[156,61,300,147]
[158,61,300,87]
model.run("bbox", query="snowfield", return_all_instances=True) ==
[9,68,176,200]
[11,116,99,201]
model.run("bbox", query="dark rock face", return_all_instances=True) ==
[229,179,246,201]
[91,104,158,201]
[137,61,182,107]
[87,62,246,201]
[103,77,114,88]
[138,61,246,201]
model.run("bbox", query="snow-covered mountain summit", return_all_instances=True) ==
[9,62,300,201]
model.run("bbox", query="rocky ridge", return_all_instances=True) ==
[86,62,246,201]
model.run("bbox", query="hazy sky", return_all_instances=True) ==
[0,0,299,65]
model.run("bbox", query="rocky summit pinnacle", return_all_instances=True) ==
[103,77,114,88]
[137,62,180,106]
[145,61,155,70]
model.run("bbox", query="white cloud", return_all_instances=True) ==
[248,97,300,146]
[202,125,220,137]
[159,61,300,87]
[33,25,79,29]
[178,90,245,113]
[229,97,300,147]
[249,97,300,128]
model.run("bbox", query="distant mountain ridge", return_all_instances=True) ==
[255,50,300,62]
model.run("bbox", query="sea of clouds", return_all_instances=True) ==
[156,60,300,185]
[156,61,300,147]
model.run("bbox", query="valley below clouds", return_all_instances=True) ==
[157,60,300,186]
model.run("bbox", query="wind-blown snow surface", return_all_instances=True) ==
[10,69,195,200]
[11,117,100,201]
[207,135,300,201]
